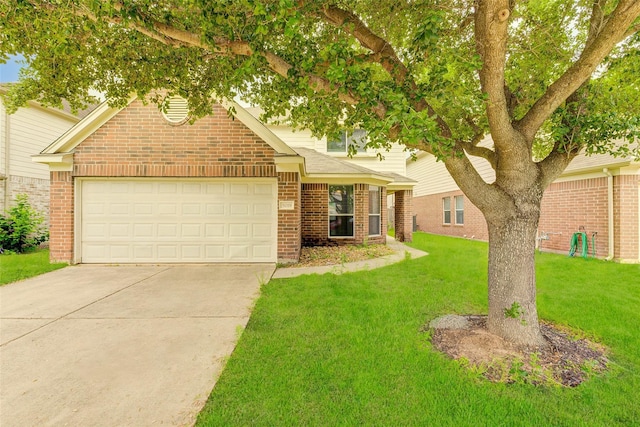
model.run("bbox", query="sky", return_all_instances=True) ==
[0,55,25,83]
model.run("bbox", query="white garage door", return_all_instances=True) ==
[80,179,277,263]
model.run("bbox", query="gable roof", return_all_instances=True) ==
[294,147,415,189]
[34,96,297,160]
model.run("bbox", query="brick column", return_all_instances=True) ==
[277,172,302,263]
[354,183,368,244]
[49,171,74,263]
[395,189,413,242]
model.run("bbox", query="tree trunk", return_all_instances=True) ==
[486,212,547,348]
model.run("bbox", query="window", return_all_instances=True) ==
[327,129,367,153]
[455,195,464,224]
[369,185,381,236]
[329,185,354,237]
[443,197,451,225]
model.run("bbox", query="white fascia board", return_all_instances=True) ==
[31,152,74,171]
[40,95,136,154]
[302,174,393,186]
[274,154,305,174]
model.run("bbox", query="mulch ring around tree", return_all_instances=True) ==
[426,315,608,387]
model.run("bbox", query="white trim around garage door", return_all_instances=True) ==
[75,177,278,264]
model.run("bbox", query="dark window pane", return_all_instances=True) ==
[329,185,354,214]
[327,131,348,152]
[444,211,451,224]
[369,215,381,235]
[369,186,380,214]
[330,215,354,237]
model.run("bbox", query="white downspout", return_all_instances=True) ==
[2,108,10,210]
[603,168,614,260]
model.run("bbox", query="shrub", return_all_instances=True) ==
[0,194,48,253]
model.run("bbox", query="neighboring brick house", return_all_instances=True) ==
[407,148,640,263]
[0,87,89,219]
[34,96,415,264]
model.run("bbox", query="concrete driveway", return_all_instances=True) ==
[0,264,274,426]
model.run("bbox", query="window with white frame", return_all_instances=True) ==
[455,195,464,224]
[368,185,381,236]
[443,197,451,225]
[329,185,354,237]
[327,129,367,154]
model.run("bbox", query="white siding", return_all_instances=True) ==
[0,101,6,176]
[268,124,409,176]
[268,126,323,151]
[407,152,495,197]
[3,100,77,180]
[339,143,408,176]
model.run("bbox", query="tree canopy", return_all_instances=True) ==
[2,0,639,346]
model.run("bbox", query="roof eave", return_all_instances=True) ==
[41,95,136,155]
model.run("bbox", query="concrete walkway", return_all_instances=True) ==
[0,264,274,427]
[272,237,427,279]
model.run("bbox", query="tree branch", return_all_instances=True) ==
[474,0,514,142]
[516,1,640,140]
[318,4,453,138]
[54,1,390,119]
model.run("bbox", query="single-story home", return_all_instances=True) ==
[1,86,90,217]
[407,147,640,263]
[33,96,415,264]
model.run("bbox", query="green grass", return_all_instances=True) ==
[197,233,640,426]
[0,250,67,286]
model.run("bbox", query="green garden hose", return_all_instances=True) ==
[569,232,588,258]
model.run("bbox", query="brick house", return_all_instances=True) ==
[33,96,415,264]
[1,87,90,219]
[407,147,640,263]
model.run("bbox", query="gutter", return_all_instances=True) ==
[603,168,615,260]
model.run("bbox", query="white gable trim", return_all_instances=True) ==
[33,95,297,168]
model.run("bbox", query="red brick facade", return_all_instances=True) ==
[49,100,297,263]
[413,191,489,241]
[277,172,302,262]
[394,190,413,242]
[412,174,640,262]
[301,183,387,246]
[48,100,397,264]
[49,171,74,262]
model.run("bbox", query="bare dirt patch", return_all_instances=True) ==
[282,244,395,268]
[428,315,608,387]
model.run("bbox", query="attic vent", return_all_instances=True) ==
[161,96,190,124]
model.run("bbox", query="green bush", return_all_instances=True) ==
[0,194,48,254]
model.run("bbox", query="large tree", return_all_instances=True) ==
[2,0,639,347]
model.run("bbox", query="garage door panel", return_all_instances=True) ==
[81,179,277,263]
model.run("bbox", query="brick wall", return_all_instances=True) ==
[301,183,329,245]
[301,183,387,246]
[5,176,50,224]
[539,177,609,257]
[413,191,489,241]
[394,190,413,242]
[413,175,639,262]
[278,172,301,262]
[614,175,639,261]
[50,100,296,263]
[72,102,277,178]
[49,171,74,262]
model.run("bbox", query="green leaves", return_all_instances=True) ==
[0,0,638,164]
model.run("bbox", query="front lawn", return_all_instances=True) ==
[0,250,67,286]
[197,233,640,426]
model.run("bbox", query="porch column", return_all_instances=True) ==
[395,189,413,242]
[277,172,301,263]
